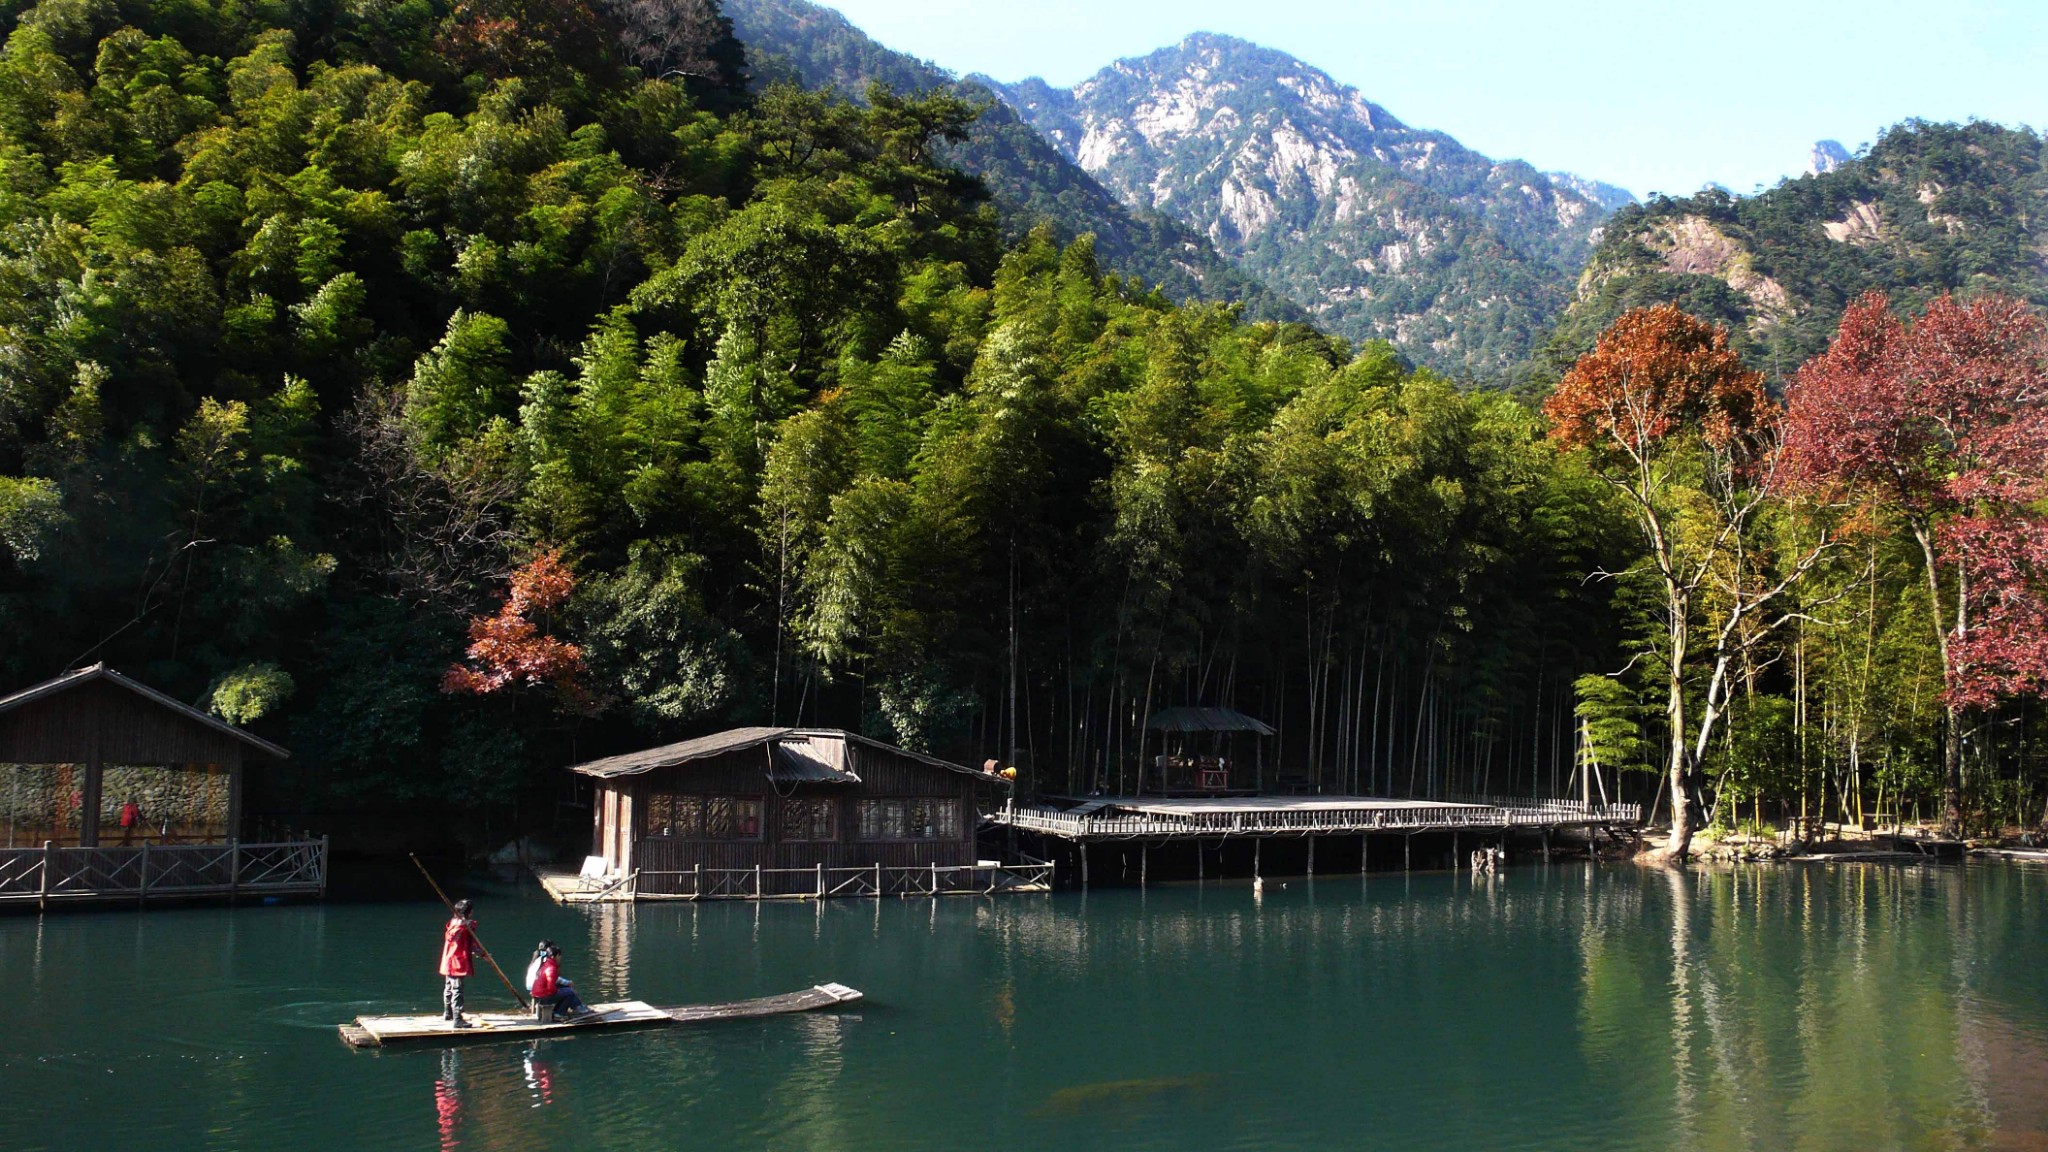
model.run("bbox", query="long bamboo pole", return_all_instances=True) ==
[410,854,529,1009]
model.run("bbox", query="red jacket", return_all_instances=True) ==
[439,917,477,977]
[530,955,560,998]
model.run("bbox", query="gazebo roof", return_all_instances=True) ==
[1145,706,1276,735]
[0,663,289,762]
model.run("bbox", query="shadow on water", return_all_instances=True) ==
[1033,1072,1225,1122]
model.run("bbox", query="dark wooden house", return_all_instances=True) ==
[0,664,326,907]
[570,728,1015,898]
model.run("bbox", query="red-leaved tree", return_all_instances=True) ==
[1546,304,1827,862]
[1784,292,2048,833]
[443,550,591,708]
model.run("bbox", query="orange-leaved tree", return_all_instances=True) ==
[1546,304,1828,861]
[443,550,592,711]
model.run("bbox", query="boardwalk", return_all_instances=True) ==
[990,795,1638,842]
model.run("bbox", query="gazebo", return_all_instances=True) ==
[1145,706,1275,794]
[0,664,326,907]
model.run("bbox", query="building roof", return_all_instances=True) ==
[1145,706,1275,736]
[568,726,794,779]
[0,663,289,760]
[567,727,1006,786]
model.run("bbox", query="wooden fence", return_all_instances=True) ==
[612,859,1055,901]
[0,838,328,908]
[989,797,1639,841]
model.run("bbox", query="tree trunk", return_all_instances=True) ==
[1910,521,1964,836]
[1664,604,1698,862]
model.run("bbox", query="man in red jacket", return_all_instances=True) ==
[439,899,478,1028]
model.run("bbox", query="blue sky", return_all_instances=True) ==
[815,0,2042,199]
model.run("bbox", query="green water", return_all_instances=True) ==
[4,862,2046,1152]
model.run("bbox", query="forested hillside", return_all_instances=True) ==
[723,0,1298,322]
[0,0,2038,850]
[0,0,1645,835]
[1552,121,2046,379]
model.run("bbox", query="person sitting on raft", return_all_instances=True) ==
[526,941,591,1020]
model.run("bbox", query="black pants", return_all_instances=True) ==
[443,976,465,1017]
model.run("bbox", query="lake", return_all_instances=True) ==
[3,861,2045,1151]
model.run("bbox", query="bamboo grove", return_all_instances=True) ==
[0,0,2041,848]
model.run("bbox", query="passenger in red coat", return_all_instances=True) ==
[439,899,478,1028]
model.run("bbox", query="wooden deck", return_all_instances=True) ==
[0,838,328,908]
[990,795,1638,842]
[339,983,864,1048]
[534,861,1055,903]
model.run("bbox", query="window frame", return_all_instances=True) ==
[644,793,764,842]
[854,797,963,843]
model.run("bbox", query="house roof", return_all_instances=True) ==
[0,663,290,760]
[568,727,794,779]
[1145,706,1276,735]
[567,727,1006,786]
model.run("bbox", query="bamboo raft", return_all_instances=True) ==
[338,982,862,1048]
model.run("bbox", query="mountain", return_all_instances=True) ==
[978,33,1634,375]
[1808,139,1852,176]
[1552,120,2046,379]
[723,0,1299,321]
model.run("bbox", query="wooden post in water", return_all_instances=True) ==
[816,863,824,900]
[1452,831,1458,870]
[138,841,149,908]
[873,861,881,897]
[1360,834,1368,874]
[1140,844,1147,887]
[754,864,762,899]
[1404,834,1411,872]
[1079,842,1089,888]
[39,839,52,911]
[1254,838,1262,884]
[1308,837,1315,877]
[228,839,240,902]
[318,835,330,899]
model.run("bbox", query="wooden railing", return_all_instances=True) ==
[988,797,1640,841]
[632,859,1055,900]
[0,839,328,907]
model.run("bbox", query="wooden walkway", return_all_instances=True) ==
[989,795,1637,842]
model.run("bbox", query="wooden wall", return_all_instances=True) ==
[593,740,992,894]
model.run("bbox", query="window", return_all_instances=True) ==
[855,798,961,841]
[779,797,838,842]
[646,794,760,840]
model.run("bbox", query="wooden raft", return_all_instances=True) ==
[338,983,862,1048]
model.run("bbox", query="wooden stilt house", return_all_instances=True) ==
[0,664,327,907]
[571,728,1017,898]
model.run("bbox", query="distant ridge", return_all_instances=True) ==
[979,32,1636,374]
[724,0,1301,321]
[1553,121,2046,380]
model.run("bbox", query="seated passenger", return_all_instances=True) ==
[525,941,591,1020]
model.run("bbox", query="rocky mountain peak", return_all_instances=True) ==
[983,35,1633,373]
[1808,139,1852,175]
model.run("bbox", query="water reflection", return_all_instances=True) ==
[4,861,2046,1151]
